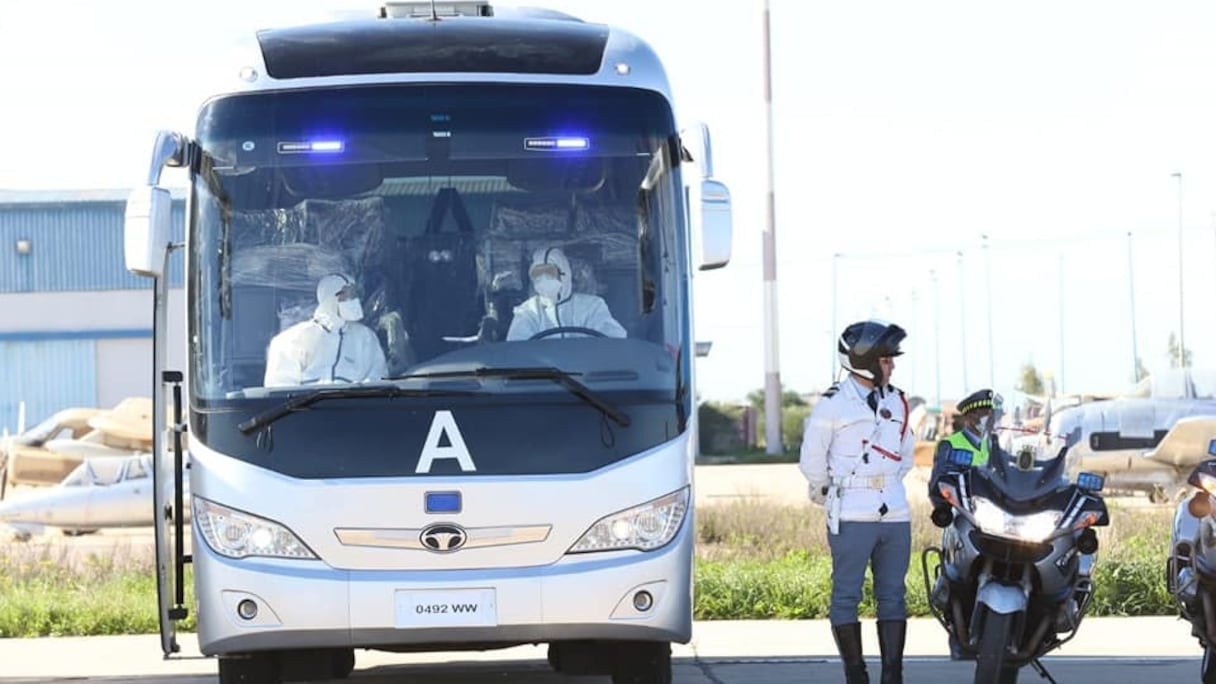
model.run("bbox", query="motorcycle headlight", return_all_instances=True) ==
[194,497,317,560]
[971,496,1062,543]
[1199,472,1216,497]
[567,488,688,554]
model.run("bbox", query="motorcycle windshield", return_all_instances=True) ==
[978,443,1071,504]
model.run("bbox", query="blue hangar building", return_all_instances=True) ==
[0,189,186,432]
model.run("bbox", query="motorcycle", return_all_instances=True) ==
[923,436,1110,684]
[1167,438,1216,683]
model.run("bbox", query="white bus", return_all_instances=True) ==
[124,3,732,682]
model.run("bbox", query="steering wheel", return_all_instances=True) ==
[529,326,606,340]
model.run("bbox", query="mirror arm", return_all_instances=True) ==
[698,123,713,179]
[145,131,188,186]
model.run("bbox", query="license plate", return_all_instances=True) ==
[394,588,498,628]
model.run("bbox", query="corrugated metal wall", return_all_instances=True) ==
[0,339,97,434]
[0,200,184,293]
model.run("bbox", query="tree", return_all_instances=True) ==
[1016,362,1045,396]
[746,386,808,409]
[1168,333,1194,368]
[1134,357,1149,383]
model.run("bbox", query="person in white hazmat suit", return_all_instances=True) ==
[800,319,915,684]
[263,273,388,386]
[505,246,627,340]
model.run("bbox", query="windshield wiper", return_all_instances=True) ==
[390,367,631,427]
[238,386,478,435]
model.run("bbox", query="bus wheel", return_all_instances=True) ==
[218,652,282,684]
[330,648,355,679]
[611,641,672,684]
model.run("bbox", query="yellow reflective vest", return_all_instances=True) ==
[946,430,989,467]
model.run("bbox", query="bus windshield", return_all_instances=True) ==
[187,84,692,477]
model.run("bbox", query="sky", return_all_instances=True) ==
[4,1,1216,404]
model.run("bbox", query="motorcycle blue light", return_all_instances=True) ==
[947,449,973,466]
[1076,472,1105,492]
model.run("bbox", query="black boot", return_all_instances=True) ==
[832,622,869,684]
[877,620,906,684]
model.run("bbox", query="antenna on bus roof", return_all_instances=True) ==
[431,0,439,20]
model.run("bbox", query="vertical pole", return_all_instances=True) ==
[1174,171,1186,368]
[909,288,919,394]
[1127,231,1139,381]
[983,234,995,387]
[957,250,968,394]
[932,269,941,408]
[831,252,840,379]
[1057,253,1066,395]
[761,0,783,454]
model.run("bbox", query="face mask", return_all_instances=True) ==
[534,276,562,302]
[977,414,994,436]
[338,298,364,322]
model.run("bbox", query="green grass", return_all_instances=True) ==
[0,543,196,637]
[0,498,1179,635]
[692,499,1175,619]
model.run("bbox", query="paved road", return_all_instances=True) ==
[0,618,1204,683]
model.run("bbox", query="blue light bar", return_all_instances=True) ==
[524,136,590,151]
[1076,472,1105,492]
[277,140,345,154]
[425,491,462,514]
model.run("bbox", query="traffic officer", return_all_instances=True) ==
[800,319,915,684]
[927,388,1001,660]
[928,389,1002,509]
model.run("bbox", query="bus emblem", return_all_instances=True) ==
[420,523,468,553]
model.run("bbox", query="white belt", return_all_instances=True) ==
[832,474,898,490]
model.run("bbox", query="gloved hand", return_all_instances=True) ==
[809,483,828,506]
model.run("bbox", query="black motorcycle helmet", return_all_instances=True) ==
[838,319,907,382]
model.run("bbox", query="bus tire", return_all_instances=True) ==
[218,652,282,684]
[330,648,355,679]
[610,641,672,684]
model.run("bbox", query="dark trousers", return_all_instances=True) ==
[827,520,911,625]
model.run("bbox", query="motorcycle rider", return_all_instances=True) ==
[927,388,1001,660]
[800,319,915,684]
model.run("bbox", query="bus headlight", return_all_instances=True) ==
[194,497,317,560]
[567,488,689,553]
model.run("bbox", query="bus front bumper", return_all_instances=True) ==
[194,523,693,656]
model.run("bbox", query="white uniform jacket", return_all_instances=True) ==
[506,293,627,340]
[264,318,388,387]
[799,376,916,525]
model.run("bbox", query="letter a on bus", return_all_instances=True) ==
[415,410,476,473]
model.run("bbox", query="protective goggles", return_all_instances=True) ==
[528,262,565,280]
[334,283,360,302]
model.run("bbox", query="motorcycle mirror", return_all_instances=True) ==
[1188,491,1212,519]
[1209,438,1216,457]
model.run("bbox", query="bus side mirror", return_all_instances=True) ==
[683,122,732,271]
[699,178,732,271]
[124,186,171,278]
[125,130,187,278]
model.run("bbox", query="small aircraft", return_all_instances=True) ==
[1043,369,1216,502]
[0,452,189,540]
[0,398,153,499]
